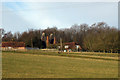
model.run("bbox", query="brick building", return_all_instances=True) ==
[2,42,25,50]
[58,42,82,52]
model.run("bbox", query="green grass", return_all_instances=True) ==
[2,50,119,61]
[2,50,118,78]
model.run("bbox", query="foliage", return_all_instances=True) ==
[2,22,119,52]
[47,44,58,49]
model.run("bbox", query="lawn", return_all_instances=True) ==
[2,51,118,78]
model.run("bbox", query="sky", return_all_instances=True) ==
[1,2,118,33]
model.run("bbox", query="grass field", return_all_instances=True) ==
[2,50,118,78]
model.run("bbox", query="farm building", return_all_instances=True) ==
[58,42,82,52]
[2,42,25,50]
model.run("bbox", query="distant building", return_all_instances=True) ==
[58,42,82,52]
[2,42,25,50]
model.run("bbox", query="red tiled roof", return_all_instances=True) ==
[64,42,76,45]
[2,42,25,47]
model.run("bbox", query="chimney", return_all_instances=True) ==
[53,37,56,44]
[46,36,49,47]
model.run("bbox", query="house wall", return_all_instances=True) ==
[17,47,25,50]
[2,47,25,50]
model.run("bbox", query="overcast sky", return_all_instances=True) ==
[2,2,118,33]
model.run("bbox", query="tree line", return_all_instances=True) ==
[1,22,120,53]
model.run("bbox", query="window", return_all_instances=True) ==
[76,45,79,49]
